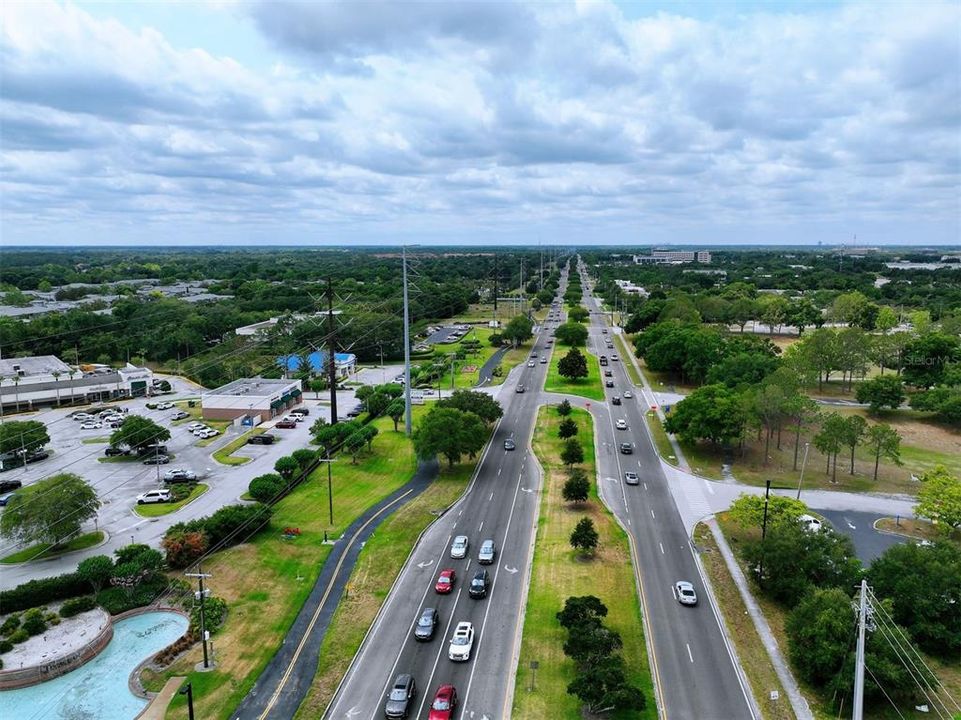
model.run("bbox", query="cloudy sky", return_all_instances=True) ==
[1,1,959,247]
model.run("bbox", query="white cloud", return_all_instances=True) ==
[0,0,958,245]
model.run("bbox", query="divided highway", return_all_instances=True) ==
[324,286,565,719]
[579,264,757,720]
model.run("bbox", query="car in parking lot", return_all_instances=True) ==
[247,434,276,445]
[79,421,102,430]
[602,328,608,334]
[72,412,94,422]
[615,419,628,430]
[142,455,170,465]
[435,568,456,594]
[619,442,633,454]
[675,581,698,606]
[384,673,417,719]
[104,447,130,457]
[197,429,219,439]
[428,685,458,720]
[450,535,469,559]
[477,539,496,564]
[156,402,175,410]
[163,468,197,483]
[187,422,205,431]
[448,621,475,662]
[414,608,439,642]
[291,407,310,417]
[171,411,190,421]
[798,514,823,533]
[275,419,298,429]
[137,489,172,505]
[624,471,639,485]
[503,438,515,451]
[468,569,490,599]
[0,492,19,506]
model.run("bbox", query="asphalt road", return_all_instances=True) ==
[579,265,757,720]
[817,509,907,563]
[323,289,563,720]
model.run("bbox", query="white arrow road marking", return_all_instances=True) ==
[345,706,362,718]
[606,476,618,483]
[521,487,533,493]
[846,518,856,529]
[416,560,434,568]
[504,565,518,574]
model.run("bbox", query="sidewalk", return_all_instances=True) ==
[136,676,185,720]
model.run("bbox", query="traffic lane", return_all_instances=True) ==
[817,509,907,564]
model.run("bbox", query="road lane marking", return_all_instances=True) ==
[478,521,484,533]
[659,542,665,555]
[489,491,494,501]
[497,467,502,476]
[651,509,656,519]
[687,643,694,663]
[643,482,648,491]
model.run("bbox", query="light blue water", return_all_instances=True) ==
[0,611,189,720]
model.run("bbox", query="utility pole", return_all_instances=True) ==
[853,578,868,720]
[326,277,338,425]
[757,480,772,584]
[795,442,811,500]
[493,253,498,318]
[402,246,413,437]
[185,566,212,669]
[520,259,525,317]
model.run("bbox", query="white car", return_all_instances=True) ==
[675,581,698,606]
[163,468,197,482]
[157,402,175,410]
[102,415,122,424]
[798,514,823,533]
[187,422,205,431]
[624,471,639,485]
[611,354,619,361]
[137,489,172,505]
[450,535,469,559]
[73,413,93,422]
[623,390,633,399]
[199,429,219,439]
[80,421,102,430]
[527,361,535,368]
[448,621,475,662]
[615,419,628,430]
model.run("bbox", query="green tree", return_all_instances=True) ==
[855,375,906,413]
[813,412,846,481]
[557,348,589,381]
[864,423,901,482]
[902,333,961,388]
[910,385,961,426]
[664,384,747,447]
[248,473,285,503]
[915,465,961,531]
[0,473,100,547]
[567,655,646,714]
[785,587,858,687]
[875,306,899,333]
[730,297,758,333]
[437,389,504,424]
[556,595,608,630]
[558,417,578,439]
[502,315,533,347]
[759,294,791,335]
[309,377,327,399]
[109,415,170,451]
[560,437,584,467]
[839,414,867,475]
[365,391,390,417]
[786,297,822,336]
[569,517,599,555]
[292,448,316,471]
[568,306,589,323]
[564,623,622,665]
[728,494,808,530]
[412,406,487,467]
[562,469,590,503]
[0,420,50,456]
[386,398,406,432]
[344,430,367,464]
[556,399,572,416]
[77,555,114,594]
[869,541,961,658]
[555,321,588,347]
[274,455,299,479]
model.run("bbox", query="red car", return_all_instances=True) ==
[428,684,458,720]
[435,569,456,594]
[275,420,297,429]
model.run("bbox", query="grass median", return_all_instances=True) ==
[614,334,642,386]
[133,483,209,518]
[545,346,604,401]
[211,428,264,465]
[1,530,104,564]
[149,414,420,720]
[644,411,679,466]
[292,458,479,719]
[513,406,656,720]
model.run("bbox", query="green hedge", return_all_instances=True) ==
[0,572,88,613]
[60,595,97,618]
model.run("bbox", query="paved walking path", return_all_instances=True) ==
[232,458,439,720]
[476,345,510,386]
[137,676,185,720]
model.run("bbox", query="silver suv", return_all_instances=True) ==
[478,539,496,564]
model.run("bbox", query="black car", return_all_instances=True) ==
[104,447,130,457]
[413,608,438,642]
[619,442,633,455]
[384,674,416,719]
[605,380,615,388]
[611,396,621,405]
[0,479,22,493]
[469,569,491,599]
[504,439,516,451]
[25,451,49,464]
[247,434,276,445]
[138,444,168,456]
[515,385,525,394]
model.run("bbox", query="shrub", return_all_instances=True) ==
[96,578,166,615]
[0,572,88,613]
[562,471,590,504]
[168,483,193,502]
[21,608,47,636]
[0,639,13,653]
[8,629,28,644]
[203,503,273,548]
[77,555,114,595]
[248,474,285,504]
[162,529,209,570]
[558,418,579,439]
[190,596,227,635]
[292,448,317,471]
[60,596,98,618]
[49,616,61,626]
[0,614,20,636]
[556,399,572,416]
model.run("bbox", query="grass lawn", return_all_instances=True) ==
[81,436,110,444]
[545,345,604,401]
[436,325,533,389]
[134,483,209,518]
[614,334,642,386]
[292,459,479,719]
[1,530,104,564]
[674,405,959,495]
[153,415,422,720]
[693,523,795,720]
[195,420,234,448]
[875,517,961,545]
[513,406,656,720]
[713,513,961,720]
[645,412,679,466]
[211,428,264,465]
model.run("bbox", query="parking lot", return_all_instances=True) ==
[0,383,358,589]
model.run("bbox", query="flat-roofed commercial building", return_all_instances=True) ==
[0,356,154,413]
[201,377,302,423]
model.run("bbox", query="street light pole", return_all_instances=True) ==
[758,480,772,584]
[179,681,195,720]
[795,442,811,501]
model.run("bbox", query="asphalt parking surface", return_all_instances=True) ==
[817,509,908,563]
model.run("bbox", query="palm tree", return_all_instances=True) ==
[51,370,62,407]
[0,375,5,419]
[12,375,20,414]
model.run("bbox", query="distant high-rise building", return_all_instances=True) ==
[632,250,711,265]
